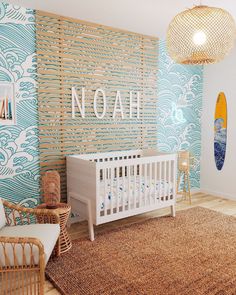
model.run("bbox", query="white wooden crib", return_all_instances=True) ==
[67,150,177,241]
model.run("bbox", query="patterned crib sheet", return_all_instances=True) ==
[100,176,173,210]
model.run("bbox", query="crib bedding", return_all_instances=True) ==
[100,176,173,210]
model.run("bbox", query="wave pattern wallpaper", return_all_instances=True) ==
[0,3,40,207]
[158,42,203,189]
[0,3,203,206]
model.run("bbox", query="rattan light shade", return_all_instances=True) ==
[167,5,236,64]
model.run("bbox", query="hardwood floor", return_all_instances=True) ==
[45,192,236,294]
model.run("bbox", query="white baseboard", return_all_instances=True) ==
[190,188,201,194]
[177,188,201,196]
[70,215,85,225]
[200,188,236,201]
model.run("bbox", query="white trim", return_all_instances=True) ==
[176,188,201,198]
[69,215,84,224]
[190,188,201,194]
[200,188,236,201]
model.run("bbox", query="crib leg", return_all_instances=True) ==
[171,205,176,217]
[87,200,95,241]
[88,220,95,241]
[67,193,72,228]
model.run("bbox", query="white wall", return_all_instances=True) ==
[6,0,236,39]
[201,45,236,199]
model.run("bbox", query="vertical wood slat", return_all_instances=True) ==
[110,168,114,214]
[96,167,101,217]
[149,163,152,205]
[172,159,175,199]
[127,166,131,211]
[122,166,125,211]
[116,166,119,213]
[139,164,142,207]
[144,163,147,206]
[164,161,167,201]
[134,165,137,209]
[104,168,107,216]
[168,160,171,200]
[36,10,159,202]
[154,162,157,204]
[159,162,162,202]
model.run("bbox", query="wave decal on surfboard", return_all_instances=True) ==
[214,92,227,171]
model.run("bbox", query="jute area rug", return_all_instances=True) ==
[46,207,236,295]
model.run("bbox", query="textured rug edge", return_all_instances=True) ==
[46,272,67,295]
[72,206,236,243]
[46,206,236,295]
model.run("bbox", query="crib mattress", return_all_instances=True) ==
[100,176,173,210]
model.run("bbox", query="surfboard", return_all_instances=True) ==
[214,92,227,171]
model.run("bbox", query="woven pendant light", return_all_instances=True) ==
[167,5,236,64]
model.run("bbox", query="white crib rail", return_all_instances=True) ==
[77,149,143,163]
[96,154,176,223]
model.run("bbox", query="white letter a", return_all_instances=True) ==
[113,91,124,119]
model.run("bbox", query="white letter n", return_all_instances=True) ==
[72,87,85,118]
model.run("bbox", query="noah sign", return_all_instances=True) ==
[72,87,140,119]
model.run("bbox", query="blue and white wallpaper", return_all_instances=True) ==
[0,3,203,206]
[158,41,203,188]
[0,3,40,207]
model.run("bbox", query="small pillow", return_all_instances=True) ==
[0,198,6,229]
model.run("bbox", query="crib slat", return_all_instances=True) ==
[139,164,142,207]
[134,164,137,209]
[104,168,107,216]
[168,160,171,201]
[122,165,125,211]
[127,165,131,210]
[164,161,167,201]
[159,162,162,202]
[149,163,152,205]
[144,163,147,206]
[116,166,119,213]
[154,162,157,204]
[171,160,173,199]
[97,169,101,217]
[110,167,114,214]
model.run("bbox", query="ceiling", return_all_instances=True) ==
[5,0,236,38]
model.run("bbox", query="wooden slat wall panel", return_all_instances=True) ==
[36,11,159,202]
